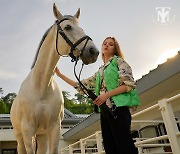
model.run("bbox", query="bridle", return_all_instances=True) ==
[55,18,92,62]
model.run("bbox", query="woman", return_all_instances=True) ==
[55,37,139,154]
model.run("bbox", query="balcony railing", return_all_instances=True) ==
[60,93,180,154]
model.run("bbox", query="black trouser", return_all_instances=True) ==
[100,106,138,154]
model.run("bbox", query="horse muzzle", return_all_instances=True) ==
[80,46,99,65]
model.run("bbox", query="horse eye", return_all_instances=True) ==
[64,25,72,31]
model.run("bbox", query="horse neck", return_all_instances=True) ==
[31,25,60,96]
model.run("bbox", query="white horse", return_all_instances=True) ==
[10,3,99,154]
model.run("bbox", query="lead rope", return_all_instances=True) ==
[73,60,117,119]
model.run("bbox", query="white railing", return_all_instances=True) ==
[60,94,180,154]
[60,131,104,154]
[134,94,180,154]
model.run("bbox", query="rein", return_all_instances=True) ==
[73,60,117,119]
[55,19,92,62]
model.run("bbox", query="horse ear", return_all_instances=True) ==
[53,3,63,20]
[74,8,80,19]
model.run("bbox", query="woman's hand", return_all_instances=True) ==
[55,66,76,87]
[93,93,109,106]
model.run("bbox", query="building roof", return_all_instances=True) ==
[0,108,85,126]
[136,51,180,94]
[62,51,180,140]
[63,108,85,125]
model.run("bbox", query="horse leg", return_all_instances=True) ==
[14,129,26,154]
[36,134,48,154]
[21,122,35,154]
[47,122,60,154]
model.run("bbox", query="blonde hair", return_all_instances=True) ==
[101,37,124,62]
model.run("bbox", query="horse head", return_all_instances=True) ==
[53,3,99,65]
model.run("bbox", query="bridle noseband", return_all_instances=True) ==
[55,18,92,62]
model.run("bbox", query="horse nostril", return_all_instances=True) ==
[89,48,95,55]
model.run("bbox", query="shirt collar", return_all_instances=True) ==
[99,55,117,73]
[103,55,116,67]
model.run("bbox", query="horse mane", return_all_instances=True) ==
[31,25,53,69]
[31,16,77,69]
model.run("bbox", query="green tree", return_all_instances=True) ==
[0,87,3,99]
[62,91,74,109]
[68,103,94,114]
[0,87,3,95]
[62,91,94,114]
[72,93,94,114]
[0,99,8,113]
[2,93,17,113]
[74,93,86,104]
[0,87,7,113]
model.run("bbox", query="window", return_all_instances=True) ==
[158,123,169,143]
[139,125,159,144]
[2,149,17,154]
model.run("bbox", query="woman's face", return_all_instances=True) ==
[102,38,116,56]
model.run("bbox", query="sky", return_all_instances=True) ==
[0,0,180,98]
